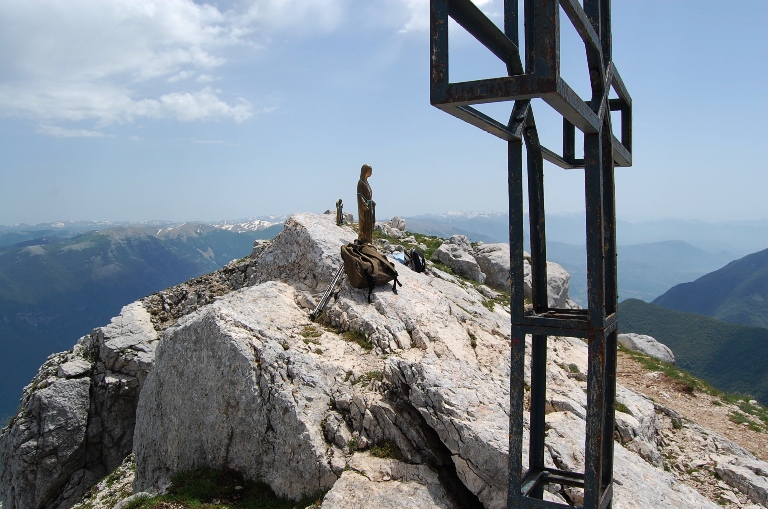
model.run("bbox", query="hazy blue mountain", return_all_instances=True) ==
[653,247,768,329]
[404,212,768,256]
[616,218,768,255]
[0,222,283,422]
[549,241,738,305]
[0,220,178,247]
[403,213,740,306]
[399,217,499,244]
[0,217,286,247]
[618,299,768,405]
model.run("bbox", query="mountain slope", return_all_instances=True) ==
[653,247,768,328]
[5,213,753,509]
[0,223,282,422]
[618,298,768,405]
[547,240,737,305]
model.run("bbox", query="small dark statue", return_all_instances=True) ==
[357,164,375,244]
[335,199,344,226]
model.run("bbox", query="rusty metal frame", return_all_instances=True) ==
[430,0,632,507]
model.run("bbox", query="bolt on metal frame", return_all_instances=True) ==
[429,0,632,507]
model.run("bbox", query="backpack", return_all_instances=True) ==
[406,248,426,273]
[341,242,402,302]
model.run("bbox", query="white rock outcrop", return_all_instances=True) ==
[3,213,766,509]
[473,242,575,308]
[431,235,486,283]
[0,303,159,509]
[618,333,676,364]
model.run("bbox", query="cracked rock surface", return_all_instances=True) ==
[3,213,767,509]
[0,303,159,509]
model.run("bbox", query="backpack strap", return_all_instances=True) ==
[391,274,401,295]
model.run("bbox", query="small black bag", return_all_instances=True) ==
[406,248,426,273]
[341,242,401,302]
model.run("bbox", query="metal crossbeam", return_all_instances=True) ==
[429,0,632,507]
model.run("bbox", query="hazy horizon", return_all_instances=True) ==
[3,210,768,229]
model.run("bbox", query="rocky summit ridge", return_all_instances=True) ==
[2,213,767,509]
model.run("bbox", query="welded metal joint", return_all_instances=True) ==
[429,0,632,508]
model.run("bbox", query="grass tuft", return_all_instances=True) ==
[342,330,373,351]
[123,467,325,508]
[369,440,404,461]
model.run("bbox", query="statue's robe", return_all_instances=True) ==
[357,178,375,244]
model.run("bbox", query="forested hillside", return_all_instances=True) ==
[619,298,768,405]
[653,247,768,328]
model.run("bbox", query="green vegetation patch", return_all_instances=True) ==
[125,467,324,509]
[408,233,443,260]
[728,411,764,432]
[369,440,404,461]
[353,370,383,387]
[300,326,323,339]
[341,330,373,351]
[619,344,711,396]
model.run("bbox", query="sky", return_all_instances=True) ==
[0,0,766,225]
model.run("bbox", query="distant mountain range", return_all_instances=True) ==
[0,217,285,247]
[404,212,768,254]
[403,212,756,304]
[0,220,283,422]
[653,247,768,329]
[619,299,768,405]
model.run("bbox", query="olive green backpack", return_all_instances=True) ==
[341,242,401,302]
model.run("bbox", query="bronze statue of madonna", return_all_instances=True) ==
[357,164,375,244]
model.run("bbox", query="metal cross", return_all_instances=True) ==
[429,0,632,507]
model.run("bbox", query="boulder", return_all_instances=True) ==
[431,235,485,283]
[715,458,768,506]
[472,243,510,291]
[387,217,406,231]
[133,282,338,498]
[618,333,676,364]
[376,222,405,239]
[474,243,573,308]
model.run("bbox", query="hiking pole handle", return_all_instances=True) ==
[310,264,345,320]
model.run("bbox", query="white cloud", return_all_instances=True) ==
[0,0,317,127]
[240,0,348,33]
[2,0,467,129]
[196,74,216,83]
[37,124,111,138]
[132,87,253,123]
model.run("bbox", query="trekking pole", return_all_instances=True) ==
[309,264,345,321]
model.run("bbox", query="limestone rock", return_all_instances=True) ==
[387,217,406,231]
[253,213,356,290]
[544,262,571,308]
[432,235,485,283]
[715,457,768,506]
[133,282,339,499]
[472,243,510,291]
[0,302,158,509]
[618,333,676,364]
[321,454,456,509]
[474,243,573,308]
[0,377,90,509]
[3,212,765,509]
[376,222,405,239]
